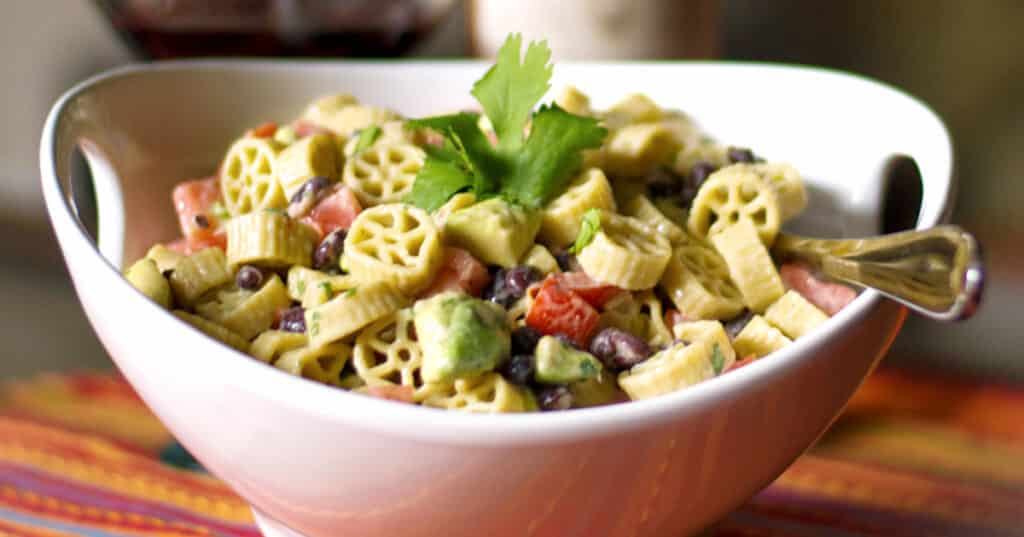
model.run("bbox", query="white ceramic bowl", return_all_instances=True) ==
[40,61,952,537]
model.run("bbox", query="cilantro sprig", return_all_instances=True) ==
[404,34,607,212]
[353,125,382,155]
[568,208,602,254]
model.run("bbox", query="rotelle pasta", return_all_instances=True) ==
[123,34,859,413]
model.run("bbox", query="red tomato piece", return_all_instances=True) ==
[419,247,491,298]
[187,232,227,253]
[526,276,600,348]
[172,177,221,239]
[553,271,622,308]
[291,120,334,138]
[248,122,278,138]
[664,309,690,330]
[780,262,858,316]
[725,355,758,373]
[363,385,415,404]
[299,186,363,239]
[166,238,190,255]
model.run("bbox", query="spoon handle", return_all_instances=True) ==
[772,225,984,321]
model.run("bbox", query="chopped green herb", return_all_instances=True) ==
[353,125,382,155]
[209,201,231,222]
[343,287,358,298]
[296,280,306,295]
[568,208,602,254]
[310,311,321,337]
[263,208,285,215]
[319,280,334,297]
[711,343,725,375]
[579,358,598,377]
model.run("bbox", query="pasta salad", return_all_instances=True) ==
[124,34,857,412]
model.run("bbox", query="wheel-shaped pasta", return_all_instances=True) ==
[687,166,781,246]
[342,143,425,207]
[618,340,715,400]
[576,211,671,290]
[172,311,249,353]
[352,308,454,402]
[732,315,791,358]
[275,341,352,386]
[220,137,286,216]
[301,94,401,137]
[622,194,688,246]
[305,280,407,348]
[659,244,745,320]
[763,290,828,339]
[343,203,443,294]
[539,168,616,248]
[275,133,340,201]
[421,372,531,413]
[195,274,292,339]
[742,162,808,222]
[709,219,785,313]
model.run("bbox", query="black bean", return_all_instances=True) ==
[554,251,579,272]
[486,265,541,307]
[680,160,717,208]
[312,229,347,271]
[589,328,651,369]
[501,354,535,385]
[193,214,210,229]
[645,166,683,198]
[724,310,754,340]
[235,265,265,290]
[279,306,306,333]
[511,326,542,355]
[536,385,573,411]
[727,147,756,164]
[289,176,331,205]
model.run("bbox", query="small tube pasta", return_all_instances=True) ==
[302,95,400,137]
[195,274,292,340]
[554,85,594,117]
[301,274,359,309]
[275,341,352,386]
[672,320,736,371]
[576,211,671,290]
[602,93,663,130]
[618,340,715,400]
[505,284,539,330]
[249,330,308,363]
[653,198,690,229]
[168,248,233,307]
[732,315,791,358]
[343,203,443,294]
[687,165,781,246]
[599,292,647,338]
[539,168,617,248]
[622,194,688,246]
[569,374,624,408]
[520,244,561,275]
[342,142,424,207]
[432,192,477,233]
[225,211,318,269]
[145,244,184,273]
[659,244,745,320]
[172,311,249,353]
[764,290,829,339]
[220,137,286,216]
[352,308,452,402]
[305,280,407,348]
[124,258,172,308]
[286,266,330,301]
[710,219,785,313]
[421,372,531,413]
[443,199,541,268]
[638,290,674,347]
[275,133,340,201]
[673,137,729,175]
[602,123,681,178]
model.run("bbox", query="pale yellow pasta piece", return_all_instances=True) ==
[569,374,624,408]
[341,120,416,157]
[432,192,476,233]
[653,198,690,230]
[658,112,702,148]
[673,137,729,175]
[622,194,688,246]
[610,177,648,209]
[505,284,539,330]
[301,274,359,309]
[672,320,736,370]
[275,341,352,386]
[444,199,541,268]
[302,95,400,137]
[602,93,663,130]
[764,290,829,339]
[422,373,531,413]
[709,219,785,313]
[124,258,172,308]
[172,311,249,353]
[539,168,617,248]
[554,85,594,117]
[618,340,715,400]
[687,165,781,246]
[220,137,286,216]
[275,133,340,201]
[638,290,674,347]
[225,211,318,269]
[168,248,233,307]
[732,315,791,358]
[598,292,647,338]
[195,275,292,339]
[249,330,308,363]
[343,203,443,294]
[743,162,808,222]
[352,308,454,403]
[576,211,671,290]
[602,123,681,178]
[305,280,407,348]
[145,244,184,274]
[659,244,744,320]
[520,244,561,275]
[286,266,330,301]
[342,142,424,206]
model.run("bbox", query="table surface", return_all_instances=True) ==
[0,367,1019,537]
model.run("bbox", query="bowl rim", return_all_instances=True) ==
[40,59,952,444]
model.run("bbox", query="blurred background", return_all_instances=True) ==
[3,0,1021,379]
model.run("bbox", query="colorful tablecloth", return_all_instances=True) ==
[0,368,1020,537]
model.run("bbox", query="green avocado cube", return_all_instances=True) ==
[444,198,541,268]
[534,335,603,385]
[414,292,511,383]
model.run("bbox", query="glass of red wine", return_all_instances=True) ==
[93,0,457,59]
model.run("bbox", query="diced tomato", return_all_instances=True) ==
[166,238,190,254]
[291,120,334,138]
[526,276,600,348]
[780,262,857,316]
[172,177,222,238]
[248,122,278,138]
[725,355,758,373]
[164,233,226,255]
[299,186,363,239]
[553,271,622,308]
[419,247,491,298]
[363,385,415,404]
[664,309,690,330]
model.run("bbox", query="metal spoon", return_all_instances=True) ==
[772,225,984,321]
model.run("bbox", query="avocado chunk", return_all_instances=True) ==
[414,292,511,383]
[444,198,541,268]
[124,258,172,309]
[534,335,603,385]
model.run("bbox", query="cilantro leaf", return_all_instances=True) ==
[502,104,606,208]
[711,344,725,375]
[343,287,358,298]
[568,208,602,254]
[408,113,500,175]
[353,125,382,155]
[404,157,473,212]
[472,33,552,152]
